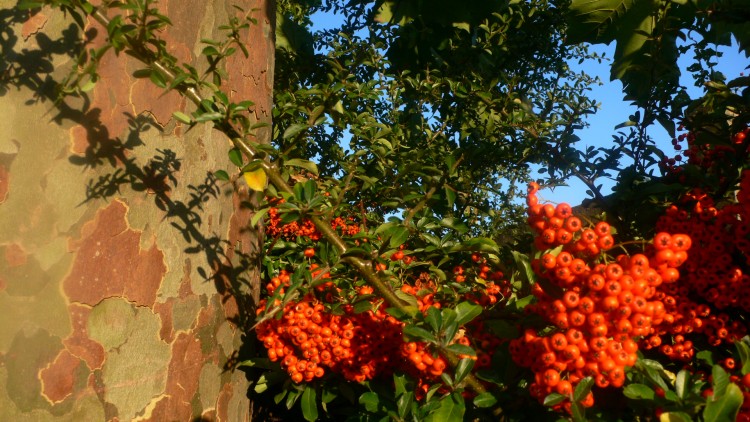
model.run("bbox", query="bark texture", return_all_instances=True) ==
[0,0,274,420]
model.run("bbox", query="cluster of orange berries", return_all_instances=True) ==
[257,246,511,392]
[510,182,689,411]
[526,182,613,255]
[256,287,475,390]
[647,170,750,360]
[256,294,404,383]
[265,202,360,241]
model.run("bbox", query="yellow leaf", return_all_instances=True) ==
[243,168,267,192]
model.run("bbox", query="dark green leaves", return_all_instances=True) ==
[623,383,655,401]
[473,392,498,408]
[228,148,244,167]
[453,358,475,385]
[454,301,482,326]
[283,123,308,139]
[301,386,318,422]
[425,392,465,422]
[573,376,594,402]
[543,392,567,407]
[403,325,437,343]
[359,391,380,413]
[566,0,637,44]
[704,373,743,422]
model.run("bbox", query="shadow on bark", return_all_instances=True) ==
[0,2,261,376]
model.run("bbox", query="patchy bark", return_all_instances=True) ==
[0,0,274,419]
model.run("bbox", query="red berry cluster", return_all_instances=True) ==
[646,170,750,359]
[256,250,511,392]
[526,182,614,255]
[509,183,689,412]
[661,126,750,178]
[256,294,404,383]
[266,201,360,241]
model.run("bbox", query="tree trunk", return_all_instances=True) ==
[0,0,274,420]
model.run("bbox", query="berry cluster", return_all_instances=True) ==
[509,183,689,411]
[660,126,750,179]
[256,294,404,383]
[266,202,360,241]
[646,170,750,360]
[526,182,613,255]
[256,246,510,392]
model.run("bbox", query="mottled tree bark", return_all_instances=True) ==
[0,0,273,420]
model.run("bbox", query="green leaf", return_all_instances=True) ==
[17,0,45,10]
[425,392,465,422]
[675,370,689,399]
[736,340,750,375]
[235,357,272,369]
[228,148,243,167]
[194,111,224,122]
[250,207,271,227]
[321,386,337,404]
[359,391,380,413]
[425,306,441,332]
[712,365,730,398]
[511,250,535,285]
[301,386,318,421]
[284,158,319,175]
[543,392,567,407]
[445,344,476,357]
[286,388,302,409]
[449,237,499,253]
[566,0,637,44]
[352,299,373,314]
[571,401,586,422]
[394,373,409,397]
[132,68,152,78]
[440,217,468,234]
[149,70,167,88]
[214,170,230,181]
[283,123,308,139]
[454,358,475,385]
[441,309,459,342]
[393,291,419,315]
[387,225,410,249]
[704,383,743,422]
[441,309,457,331]
[573,377,594,402]
[444,185,457,209]
[455,301,482,326]
[623,383,655,400]
[202,46,220,56]
[80,79,97,92]
[397,391,414,419]
[638,359,665,370]
[660,412,693,422]
[403,325,437,343]
[172,111,192,124]
[473,392,497,408]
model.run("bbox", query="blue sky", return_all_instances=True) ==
[308,11,749,206]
